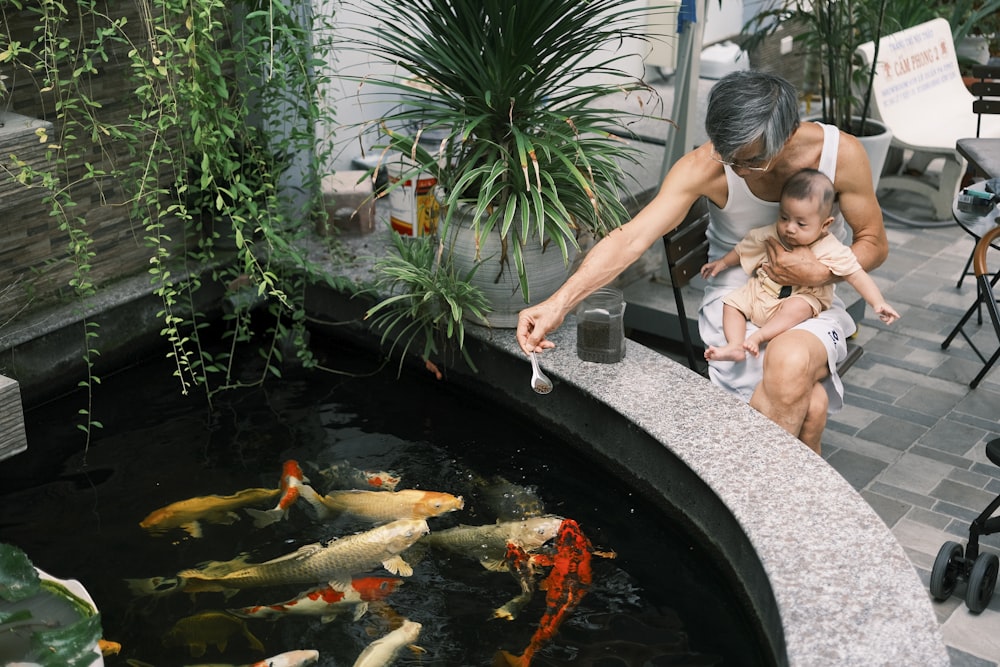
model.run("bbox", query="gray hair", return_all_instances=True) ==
[705,71,800,161]
[782,168,835,217]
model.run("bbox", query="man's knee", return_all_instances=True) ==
[764,330,828,385]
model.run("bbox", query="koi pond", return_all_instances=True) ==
[0,336,770,666]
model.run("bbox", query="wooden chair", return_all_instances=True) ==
[660,197,864,376]
[942,225,1000,388]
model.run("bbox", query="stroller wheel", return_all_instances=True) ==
[965,552,998,613]
[930,541,964,600]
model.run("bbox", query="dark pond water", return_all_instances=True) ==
[0,335,770,666]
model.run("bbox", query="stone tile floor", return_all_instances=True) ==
[824,188,1000,666]
[639,185,1000,666]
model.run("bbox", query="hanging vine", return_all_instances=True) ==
[0,0,348,432]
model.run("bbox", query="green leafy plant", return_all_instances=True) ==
[365,233,490,375]
[1,0,354,430]
[344,0,666,364]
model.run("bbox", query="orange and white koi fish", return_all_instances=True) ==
[229,576,402,623]
[125,649,319,667]
[422,515,563,571]
[497,519,595,666]
[246,460,310,528]
[161,610,265,657]
[172,518,429,595]
[314,460,401,491]
[352,618,422,667]
[139,487,282,538]
[299,486,463,524]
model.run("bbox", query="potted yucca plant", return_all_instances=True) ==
[351,0,667,368]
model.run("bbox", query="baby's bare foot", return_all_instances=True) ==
[743,335,763,357]
[705,343,747,362]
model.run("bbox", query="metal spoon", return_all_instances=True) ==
[529,352,553,394]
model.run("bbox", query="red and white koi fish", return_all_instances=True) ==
[497,519,595,666]
[352,619,422,667]
[246,460,310,528]
[314,460,401,491]
[139,487,281,538]
[125,649,319,667]
[228,576,402,623]
[172,518,429,595]
[299,486,464,524]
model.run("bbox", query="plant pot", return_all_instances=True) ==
[851,118,893,190]
[0,567,104,666]
[447,206,578,329]
[806,116,892,190]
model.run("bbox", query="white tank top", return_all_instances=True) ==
[705,122,847,258]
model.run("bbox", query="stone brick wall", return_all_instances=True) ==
[0,2,187,329]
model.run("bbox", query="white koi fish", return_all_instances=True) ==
[352,619,422,667]
[422,515,564,571]
[173,518,429,595]
[125,649,319,667]
[299,485,464,524]
[246,459,310,528]
[229,576,402,623]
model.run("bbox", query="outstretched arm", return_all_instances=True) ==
[517,146,728,354]
[843,269,900,324]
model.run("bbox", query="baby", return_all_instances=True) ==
[700,168,899,362]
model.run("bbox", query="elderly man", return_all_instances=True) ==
[516,71,888,453]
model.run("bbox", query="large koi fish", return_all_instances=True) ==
[497,519,595,666]
[228,576,402,623]
[246,460,310,528]
[422,515,563,570]
[299,486,464,524]
[129,518,428,597]
[139,487,281,538]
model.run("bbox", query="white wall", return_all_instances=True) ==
[316,0,744,173]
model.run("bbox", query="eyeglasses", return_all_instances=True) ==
[710,149,774,173]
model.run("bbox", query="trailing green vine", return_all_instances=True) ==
[1,0,350,431]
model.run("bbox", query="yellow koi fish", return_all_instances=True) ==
[299,486,464,524]
[139,487,281,538]
[161,610,265,657]
[173,518,429,595]
[352,619,422,667]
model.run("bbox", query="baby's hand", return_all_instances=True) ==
[874,303,900,325]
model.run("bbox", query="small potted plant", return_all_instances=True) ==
[351,0,666,368]
[740,0,892,179]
